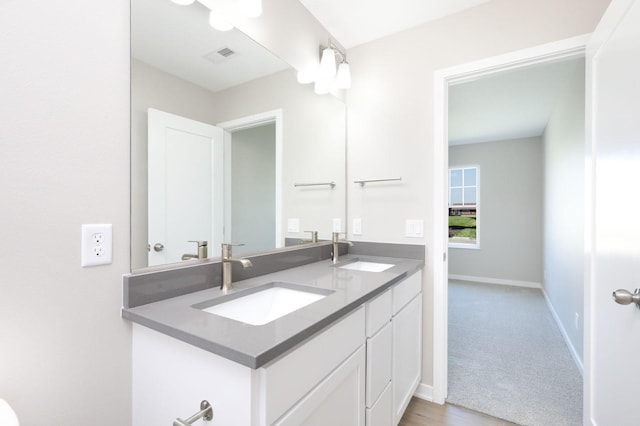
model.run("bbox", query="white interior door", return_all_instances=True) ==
[148,108,223,266]
[586,1,640,424]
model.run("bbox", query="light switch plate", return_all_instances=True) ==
[332,218,342,233]
[81,224,113,267]
[405,219,424,238]
[287,218,300,233]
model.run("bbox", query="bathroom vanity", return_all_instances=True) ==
[123,248,422,425]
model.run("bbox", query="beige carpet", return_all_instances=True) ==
[447,280,582,426]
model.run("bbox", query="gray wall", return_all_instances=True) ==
[542,61,586,365]
[231,124,276,254]
[448,138,544,285]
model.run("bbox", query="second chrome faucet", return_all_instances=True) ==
[221,243,253,293]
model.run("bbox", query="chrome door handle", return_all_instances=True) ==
[174,400,212,426]
[153,243,165,252]
[612,289,640,310]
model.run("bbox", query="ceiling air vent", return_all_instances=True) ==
[203,47,237,64]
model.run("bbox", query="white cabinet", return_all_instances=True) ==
[132,307,365,426]
[131,269,422,426]
[391,271,422,425]
[363,271,422,426]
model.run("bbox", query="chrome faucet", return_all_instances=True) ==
[331,232,353,264]
[221,243,253,293]
[181,240,208,260]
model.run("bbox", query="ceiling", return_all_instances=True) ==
[299,0,492,49]
[448,58,585,146]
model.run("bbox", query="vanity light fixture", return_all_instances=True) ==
[335,61,351,89]
[319,46,337,78]
[171,0,263,32]
[300,40,351,93]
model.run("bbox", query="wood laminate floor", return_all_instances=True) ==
[399,397,520,426]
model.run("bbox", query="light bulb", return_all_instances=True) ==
[237,0,262,18]
[209,10,234,31]
[335,62,351,89]
[314,81,329,95]
[320,47,337,78]
[0,400,19,426]
[297,71,314,85]
[171,0,195,5]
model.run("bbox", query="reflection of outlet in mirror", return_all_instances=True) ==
[287,218,299,233]
[352,218,362,235]
[81,224,113,267]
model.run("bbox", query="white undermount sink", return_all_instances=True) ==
[198,283,332,326]
[338,261,395,272]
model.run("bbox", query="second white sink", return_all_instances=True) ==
[199,283,332,326]
[339,261,395,272]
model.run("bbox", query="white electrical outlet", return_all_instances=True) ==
[332,218,342,233]
[353,218,362,235]
[81,224,112,267]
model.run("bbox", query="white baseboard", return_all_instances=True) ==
[448,274,541,289]
[413,383,434,402]
[541,288,584,376]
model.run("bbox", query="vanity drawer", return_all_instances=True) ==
[259,306,366,425]
[392,271,421,315]
[365,288,392,337]
[366,321,392,408]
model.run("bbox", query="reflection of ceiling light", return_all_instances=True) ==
[237,0,262,18]
[209,10,234,31]
[174,0,263,32]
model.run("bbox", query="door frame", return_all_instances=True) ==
[217,109,283,247]
[431,34,590,404]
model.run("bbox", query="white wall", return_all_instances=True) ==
[0,1,131,425]
[346,0,609,388]
[448,138,543,285]
[542,60,586,363]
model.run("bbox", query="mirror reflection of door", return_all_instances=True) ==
[147,108,223,266]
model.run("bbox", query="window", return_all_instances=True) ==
[449,167,478,248]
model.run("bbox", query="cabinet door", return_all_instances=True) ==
[274,345,366,426]
[366,321,392,407]
[392,295,422,425]
[366,383,392,426]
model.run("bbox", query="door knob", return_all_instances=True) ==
[153,243,165,252]
[612,289,640,310]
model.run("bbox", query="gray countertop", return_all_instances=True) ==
[122,254,423,369]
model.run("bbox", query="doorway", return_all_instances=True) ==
[431,34,590,405]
